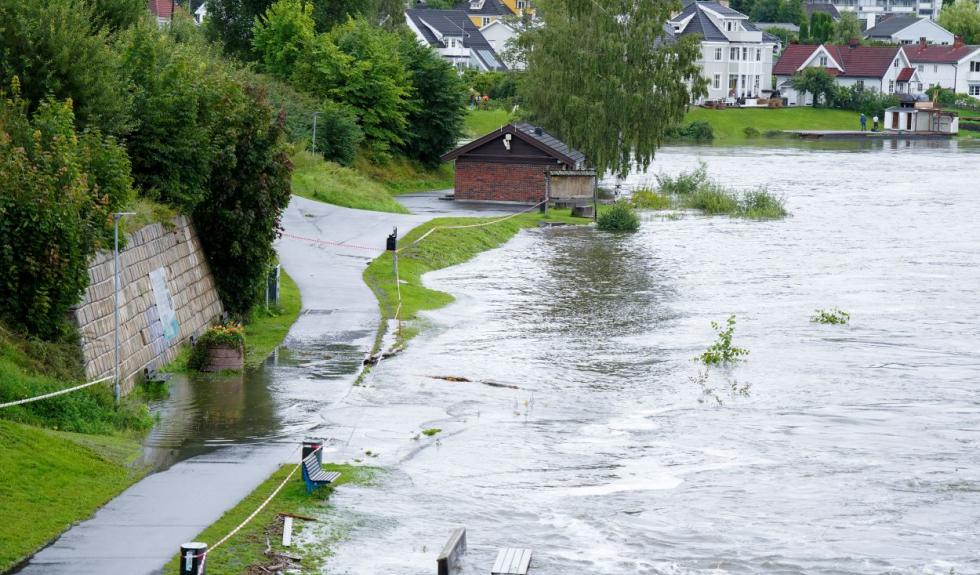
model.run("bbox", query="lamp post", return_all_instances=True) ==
[113,212,136,404]
[311,112,321,155]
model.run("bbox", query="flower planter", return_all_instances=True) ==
[202,344,244,372]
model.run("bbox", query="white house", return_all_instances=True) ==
[668,1,777,101]
[903,40,980,95]
[864,16,955,45]
[810,0,943,27]
[194,2,207,24]
[774,43,924,105]
[479,19,524,69]
[405,8,508,72]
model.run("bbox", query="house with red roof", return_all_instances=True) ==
[773,42,922,105]
[903,40,980,97]
[148,0,174,26]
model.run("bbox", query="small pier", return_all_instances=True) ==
[785,130,954,140]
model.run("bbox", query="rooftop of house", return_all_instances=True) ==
[148,0,174,18]
[679,0,747,19]
[863,15,921,38]
[671,2,773,43]
[803,2,841,21]
[455,0,513,17]
[405,8,507,70]
[903,42,979,63]
[774,44,901,78]
[441,123,586,166]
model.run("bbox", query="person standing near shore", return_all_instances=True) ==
[860,113,867,131]
[872,115,879,131]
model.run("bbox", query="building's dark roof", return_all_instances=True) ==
[675,5,727,41]
[864,16,920,38]
[804,3,841,20]
[774,44,900,78]
[903,43,980,63]
[514,123,586,165]
[455,0,512,17]
[441,123,586,167]
[762,31,781,44]
[679,0,746,18]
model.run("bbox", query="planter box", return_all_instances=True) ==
[203,344,243,372]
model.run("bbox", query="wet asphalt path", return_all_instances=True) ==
[16,192,516,575]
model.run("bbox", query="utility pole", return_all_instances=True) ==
[311,112,321,155]
[113,212,135,404]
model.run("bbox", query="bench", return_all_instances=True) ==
[436,527,466,575]
[491,548,532,575]
[301,452,341,494]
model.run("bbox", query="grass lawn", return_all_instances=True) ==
[244,269,302,367]
[464,109,513,138]
[684,107,859,143]
[0,420,145,572]
[291,150,409,214]
[354,155,454,195]
[163,463,376,574]
[363,209,589,345]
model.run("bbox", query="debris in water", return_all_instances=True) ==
[429,375,471,382]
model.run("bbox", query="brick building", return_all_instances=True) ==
[442,123,588,204]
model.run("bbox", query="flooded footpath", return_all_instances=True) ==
[317,140,980,574]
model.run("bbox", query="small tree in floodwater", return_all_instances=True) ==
[697,315,749,366]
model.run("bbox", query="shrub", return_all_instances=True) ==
[188,323,245,370]
[811,308,850,325]
[631,188,671,209]
[684,185,740,215]
[739,188,788,219]
[763,129,786,138]
[683,120,715,141]
[597,201,640,232]
[925,86,956,107]
[743,126,760,137]
[0,84,133,339]
[656,161,710,196]
[697,315,749,366]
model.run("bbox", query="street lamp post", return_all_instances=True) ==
[311,112,321,155]
[113,212,136,404]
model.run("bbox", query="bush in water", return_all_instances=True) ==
[597,201,640,232]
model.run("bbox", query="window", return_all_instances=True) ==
[482,16,491,26]
[893,59,900,68]
[517,0,527,8]
[933,64,938,72]
[754,75,760,90]
[713,74,721,89]
[971,61,980,72]
[730,47,739,60]
[856,80,864,89]
[728,74,738,92]
[917,82,922,91]
[756,48,761,61]
[819,55,828,66]
[715,47,723,60]
[889,80,895,93]
[742,47,748,60]
[917,64,923,72]
[726,21,734,31]
[970,85,980,96]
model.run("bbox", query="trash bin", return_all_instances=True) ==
[179,542,207,575]
[302,438,322,463]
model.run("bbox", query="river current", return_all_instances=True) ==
[320,141,980,574]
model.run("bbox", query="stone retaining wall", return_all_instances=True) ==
[73,216,223,394]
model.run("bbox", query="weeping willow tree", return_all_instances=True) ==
[518,0,707,177]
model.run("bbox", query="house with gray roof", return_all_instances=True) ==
[864,16,955,45]
[669,1,777,101]
[405,8,508,72]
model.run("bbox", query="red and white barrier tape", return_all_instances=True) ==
[280,231,382,253]
[0,376,113,409]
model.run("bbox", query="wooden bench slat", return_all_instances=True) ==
[492,548,532,575]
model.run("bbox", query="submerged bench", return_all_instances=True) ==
[436,527,467,575]
[491,548,532,575]
[301,451,341,494]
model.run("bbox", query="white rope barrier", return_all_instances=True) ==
[0,376,114,409]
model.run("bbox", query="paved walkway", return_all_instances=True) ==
[17,193,514,575]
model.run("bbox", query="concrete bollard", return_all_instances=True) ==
[179,542,207,575]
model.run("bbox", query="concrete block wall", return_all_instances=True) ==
[454,159,551,204]
[73,215,223,394]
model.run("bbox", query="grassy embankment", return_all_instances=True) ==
[0,326,152,572]
[464,108,513,138]
[684,107,857,143]
[163,463,376,574]
[363,209,587,345]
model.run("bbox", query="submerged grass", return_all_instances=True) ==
[651,162,788,220]
[291,150,409,214]
[363,209,588,346]
[244,269,302,367]
[163,463,377,574]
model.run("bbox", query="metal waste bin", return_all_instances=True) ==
[302,438,322,463]
[179,542,207,574]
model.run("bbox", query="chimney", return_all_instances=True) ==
[848,37,859,48]
[919,37,926,49]
[954,35,964,48]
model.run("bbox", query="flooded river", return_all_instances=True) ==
[320,141,980,574]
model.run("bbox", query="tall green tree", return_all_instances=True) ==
[0,0,133,135]
[397,32,468,167]
[938,0,980,44]
[309,0,405,32]
[790,67,835,106]
[252,0,316,79]
[293,18,412,158]
[205,0,273,57]
[832,11,861,44]
[808,12,834,43]
[517,0,707,177]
